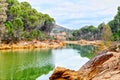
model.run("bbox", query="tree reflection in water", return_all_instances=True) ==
[67,44,97,59]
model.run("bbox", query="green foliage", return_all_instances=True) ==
[71,30,79,40]
[27,15,39,27]
[71,25,98,40]
[29,30,42,39]
[22,30,46,41]
[107,6,120,41]
[20,1,31,9]
[13,18,24,41]
[4,18,24,42]
[5,21,13,35]
[88,26,98,32]
[43,14,55,23]
[81,25,98,32]
[113,33,119,41]
[7,0,18,6]
[72,30,79,36]
[9,4,21,17]
[67,36,76,41]
[108,20,116,33]
[13,18,24,29]
[98,23,105,29]
[0,0,55,43]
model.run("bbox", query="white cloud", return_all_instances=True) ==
[18,0,120,29]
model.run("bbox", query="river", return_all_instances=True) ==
[0,44,96,80]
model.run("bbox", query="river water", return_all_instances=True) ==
[0,44,96,80]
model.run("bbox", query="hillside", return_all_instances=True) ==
[51,24,71,33]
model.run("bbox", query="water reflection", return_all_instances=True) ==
[67,44,97,59]
[0,44,96,80]
[0,49,54,80]
[37,45,96,80]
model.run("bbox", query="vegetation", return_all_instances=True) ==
[0,0,120,43]
[71,25,99,40]
[0,0,7,43]
[0,0,55,43]
[108,7,120,41]
[67,44,96,59]
[101,24,113,47]
[102,24,113,41]
[70,6,120,41]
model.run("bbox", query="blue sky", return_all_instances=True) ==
[18,0,120,29]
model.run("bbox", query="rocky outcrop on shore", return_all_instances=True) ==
[49,44,120,80]
[0,40,65,50]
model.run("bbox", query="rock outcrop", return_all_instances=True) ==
[0,40,65,50]
[50,45,120,80]
[49,67,80,80]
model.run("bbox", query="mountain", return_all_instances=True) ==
[51,24,72,33]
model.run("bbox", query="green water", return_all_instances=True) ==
[0,44,96,80]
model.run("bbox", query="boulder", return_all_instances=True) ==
[49,67,80,80]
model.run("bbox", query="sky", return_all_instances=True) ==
[18,0,120,29]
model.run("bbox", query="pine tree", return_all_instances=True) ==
[102,24,113,45]
[102,24,113,47]
[102,24,113,41]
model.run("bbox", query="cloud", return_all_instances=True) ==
[18,0,120,29]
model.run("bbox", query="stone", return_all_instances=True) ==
[49,67,80,80]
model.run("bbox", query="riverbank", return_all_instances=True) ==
[65,40,103,46]
[0,40,106,50]
[49,44,120,80]
[65,40,106,51]
[0,40,65,50]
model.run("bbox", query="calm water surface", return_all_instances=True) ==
[0,44,96,80]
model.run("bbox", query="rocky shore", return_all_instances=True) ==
[49,44,120,80]
[65,40,103,46]
[0,40,65,50]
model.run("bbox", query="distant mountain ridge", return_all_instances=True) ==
[51,24,71,33]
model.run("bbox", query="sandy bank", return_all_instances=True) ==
[0,40,65,50]
[65,40,103,46]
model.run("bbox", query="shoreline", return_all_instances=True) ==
[0,40,106,50]
[65,40,106,51]
[65,40,103,46]
[0,40,65,50]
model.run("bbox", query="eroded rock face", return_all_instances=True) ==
[50,45,120,80]
[92,52,120,80]
[49,67,80,80]
[78,52,113,80]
